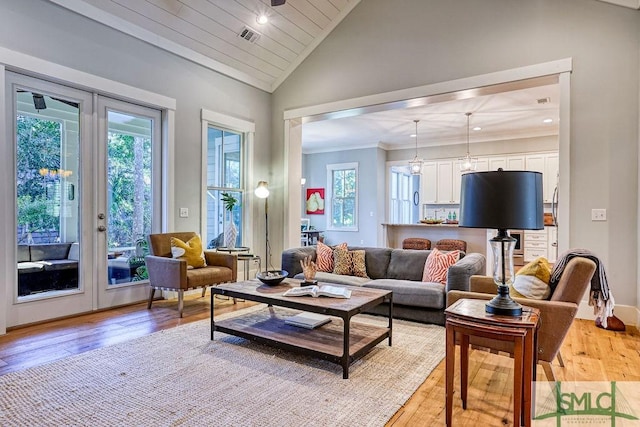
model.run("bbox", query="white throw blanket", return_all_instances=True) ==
[549,249,615,328]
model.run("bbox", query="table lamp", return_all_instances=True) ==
[458,169,543,316]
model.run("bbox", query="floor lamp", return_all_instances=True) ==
[458,169,543,316]
[254,181,287,285]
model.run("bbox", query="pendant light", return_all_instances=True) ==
[459,112,478,172]
[409,119,423,175]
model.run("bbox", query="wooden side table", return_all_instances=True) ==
[445,298,540,427]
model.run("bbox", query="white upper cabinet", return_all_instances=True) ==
[526,152,558,203]
[420,151,558,205]
[420,161,438,204]
[506,155,525,170]
[437,161,455,203]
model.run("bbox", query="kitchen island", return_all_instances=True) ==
[382,223,488,258]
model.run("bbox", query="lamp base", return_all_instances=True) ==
[485,284,523,316]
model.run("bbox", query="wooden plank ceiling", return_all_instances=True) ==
[49,0,360,93]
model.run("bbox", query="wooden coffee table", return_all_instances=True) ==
[210,280,393,379]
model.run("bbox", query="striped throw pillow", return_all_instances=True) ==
[422,248,460,284]
[316,241,347,272]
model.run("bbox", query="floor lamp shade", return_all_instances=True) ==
[459,170,543,315]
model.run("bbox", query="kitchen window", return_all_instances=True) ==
[327,162,358,231]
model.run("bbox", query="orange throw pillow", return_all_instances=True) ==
[316,241,347,272]
[422,248,460,284]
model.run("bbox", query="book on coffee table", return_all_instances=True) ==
[285,312,332,329]
[283,285,352,299]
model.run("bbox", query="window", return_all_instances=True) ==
[205,127,244,248]
[390,167,412,224]
[327,162,358,231]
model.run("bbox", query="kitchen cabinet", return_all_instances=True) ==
[420,151,558,206]
[524,227,557,262]
[489,156,506,171]
[526,152,559,203]
[437,161,457,203]
[420,161,438,204]
[506,155,525,170]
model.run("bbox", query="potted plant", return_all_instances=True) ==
[222,192,239,248]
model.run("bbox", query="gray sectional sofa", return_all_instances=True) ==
[281,246,486,325]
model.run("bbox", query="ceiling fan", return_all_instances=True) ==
[271,0,286,5]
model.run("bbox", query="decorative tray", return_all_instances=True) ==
[420,219,444,224]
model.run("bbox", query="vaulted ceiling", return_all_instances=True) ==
[49,0,360,93]
[47,0,636,151]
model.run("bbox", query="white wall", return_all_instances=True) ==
[302,147,385,246]
[272,0,640,312]
[0,0,272,330]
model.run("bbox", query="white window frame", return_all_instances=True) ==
[326,162,358,232]
[200,109,255,250]
[390,168,412,224]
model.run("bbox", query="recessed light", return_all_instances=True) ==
[256,14,268,24]
[473,126,482,131]
[410,134,417,138]
[543,118,553,124]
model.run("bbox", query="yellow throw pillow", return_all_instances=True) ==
[511,257,552,300]
[170,235,206,269]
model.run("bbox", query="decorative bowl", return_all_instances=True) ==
[256,270,289,286]
[420,219,444,225]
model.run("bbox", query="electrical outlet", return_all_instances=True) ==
[591,209,606,221]
[360,240,364,244]
[179,207,189,218]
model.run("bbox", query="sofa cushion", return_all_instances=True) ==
[422,248,460,284]
[364,279,445,309]
[386,249,430,281]
[333,248,368,278]
[18,245,31,263]
[511,256,552,300]
[294,271,370,287]
[357,247,392,279]
[316,241,347,272]
[36,259,78,271]
[170,235,206,268]
[17,262,45,274]
[30,243,72,261]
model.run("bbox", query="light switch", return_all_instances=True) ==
[591,209,606,221]
[179,207,189,218]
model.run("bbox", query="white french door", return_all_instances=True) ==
[6,73,162,327]
[95,96,161,309]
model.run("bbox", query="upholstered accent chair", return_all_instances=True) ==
[402,238,432,250]
[435,239,467,252]
[446,256,597,381]
[145,232,237,317]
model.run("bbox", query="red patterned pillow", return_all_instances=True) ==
[316,241,347,272]
[422,248,460,284]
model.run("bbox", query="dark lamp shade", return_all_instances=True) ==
[459,170,544,230]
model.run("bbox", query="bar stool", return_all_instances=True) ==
[402,238,431,250]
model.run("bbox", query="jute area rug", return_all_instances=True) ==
[0,305,445,427]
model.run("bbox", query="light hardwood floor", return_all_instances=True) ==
[1,294,638,426]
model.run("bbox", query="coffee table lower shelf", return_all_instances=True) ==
[212,307,391,378]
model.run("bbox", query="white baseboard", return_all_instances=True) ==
[576,300,638,327]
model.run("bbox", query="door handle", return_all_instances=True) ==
[97,225,107,232]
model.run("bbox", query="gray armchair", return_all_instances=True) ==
[145,232,237,317]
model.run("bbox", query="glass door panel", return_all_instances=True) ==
[106,110,153,285]
[8,72,93,327]
[96,97,161,308]
[16,91,80,297]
